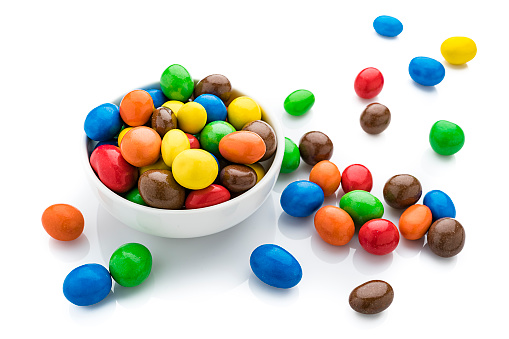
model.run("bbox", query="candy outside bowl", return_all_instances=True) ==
[81,82,284,238]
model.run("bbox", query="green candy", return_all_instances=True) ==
[109,243,152,287]
[200,121,236,157]
[125,187,147,206]
[429,120,465,156]
[160,64,194,102]
[339,190,384,227]
[281,137,300,173]
[284,89,315,116]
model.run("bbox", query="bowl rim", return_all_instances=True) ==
[81,81,285,216]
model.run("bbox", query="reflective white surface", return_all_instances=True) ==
[2,1,508,338]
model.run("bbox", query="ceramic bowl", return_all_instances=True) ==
[82,82,284,238]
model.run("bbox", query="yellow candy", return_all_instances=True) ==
[161,129,190,167]
[440,37,477,65]
[176,102,207,134]
[227,96,261,130]
[117,127,133,146]
[139,157,171,175]
[172,149,218,190]
[247,163,265,183]
[162,100,184,117]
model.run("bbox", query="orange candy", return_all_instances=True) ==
[41,204,84,241]
[119,89,154,126]
[218,131,266,164]
[398,204,433,240]
[120,126,162,167]
[314,205,355,246]
[309,160,341,196]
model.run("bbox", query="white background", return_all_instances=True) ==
[1,0,507,337]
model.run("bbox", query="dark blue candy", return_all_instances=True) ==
[280,180,324,217]
[250,244,302,289]
[145,88,169,109]
[193,94,227,123]
[423,190,456,222]
[84,103,123,141]
[373,15,403,37]
[63,264,112,306]
[409,57,446,86]
[95,139,118,150]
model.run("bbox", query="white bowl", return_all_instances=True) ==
[82,82,284,238]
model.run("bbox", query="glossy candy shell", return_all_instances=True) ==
[109,243,152,287]
[84,103,123,141]
[349,280,394,314]
[280,180,324,217]
[373,15,403,37]
[339,190,384,227]
[250,244,302,289]
[354,67,384,99]
[120,126,162,167]
[423,190,456,222]
[427,218,465,257]
[281,137,300,173]
[429,120,465,155]
[160,64,194,102]
[227,96,261,130]
[441,37,477,65]
[161,129,190,167]
[172,149,218,190]
[185,184,231,209]
[284,89,315,116]
[359,219,399,255]
[63,264,112,306]
[41,204,84,241]
[119,90,154,126]
[314,206,355,246]
[194,94,227,123]
[398,204,432,240]
[200,121,236,156]
[309,160,341,197]
[219,131,266,164]
[341,164,373,193]
[90,145,138,193]
[409,57,445,86]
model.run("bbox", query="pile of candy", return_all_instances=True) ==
[85,65,277,210]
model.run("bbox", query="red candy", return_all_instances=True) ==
[185,184,231,209]
[358,219,399,255]
[186,133,201,149]
[90,145,138,193]
[354,67,384,99]
[341,164,373,193]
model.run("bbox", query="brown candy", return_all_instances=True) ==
[219,164,257,193]
[427,218,465,258]
[349,280,394,314]
[194,74,232,103]
[151,107,177,137]
[360,103,391,134]
[138,169,185,209]
[383,174,422,209]
[242,120,277,161]
[298,131,333,166]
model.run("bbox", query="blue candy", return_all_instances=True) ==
[280,180,324,217]
[145,88,169,109]
[423,190,456,222]
[250,244,302,289]
[95,139,118,150]
[193,94,227,123]
[84,103,123,141]
[409,57,446,86]
[63,263,112,306]
[373,15,403,37]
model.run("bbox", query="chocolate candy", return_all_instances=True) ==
[227,96,261,130]
[284,89,315,116]
[360,103,391,134]
[242,120,277,161]
[63,264,112,306]
[408,57,445,86]
[398,204,432,240]
[299,131,333,166]
[314,205,355,246]
[219,131,266,164]
[219,164,257,193]
[441,37,477,65]
[120,126,162,167]
[41,204,84,241]
[349,280,394,314]
[354,67,384,99]
[359,219,399,255]
[172,149,218,190]
[84,103,123,141]
[383,174,422,209]
[145,88,168,109]
[281,137,300,173]
[280,180,324,217]
[194,74,232,103]
[177,102,207,134]
[185,184,231,209]
[138,169,186,209]
[429,120,465,156]
[194,94,227,123]
[373,15,403,37]
[160,64,194,101]
[423,190,456,222]
[124,187,147,206]
[250,244,302,289]
[427,218,465,257]
[151,106,177,137]
[109,243,152,287]
[90,144,138,193]
[119,89,154,126]
[309,160,341,197]
[200,121,236,157]
[339,190,384,227]
[341,164,373,193]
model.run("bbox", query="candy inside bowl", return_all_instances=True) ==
[82,72,284,238]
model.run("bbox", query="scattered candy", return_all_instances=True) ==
[427,218,465,257]
[359,218,400,255]
[219,131,266,164]
[120,126,162,167]
[227,96,262,130]
[84,103,123,141]
[280,137,300,173]
[283,89,315,116]
[349,280,394,314]
[314,205,355,246]
[90,145,138,193]
[280,180,324,217]
[138,169,186,209]
[309,160,341,197]
[172,149,218,190]
[360,103,391,134]
[109,243,152,287]
[194,74,232,103]
[185,184,231,209]
[440,37,477,65]
[429,120,465,155]
[151,106,177,138]
[250,244,302,289]
[398,204,432,240]
[242,120,277,161]
[339,190,384,227]
[219,164,257,193]
[423,190,456,222]
[63,264,112,306]
[160,64,194,101]
[373,15,403,37]
[119,89,154,126]
[354,67,384,99]
[408,56,445,86]
[383,174,422,209]
[41,204,84,241]
[299,131,333,166]
[341,164,373,193]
